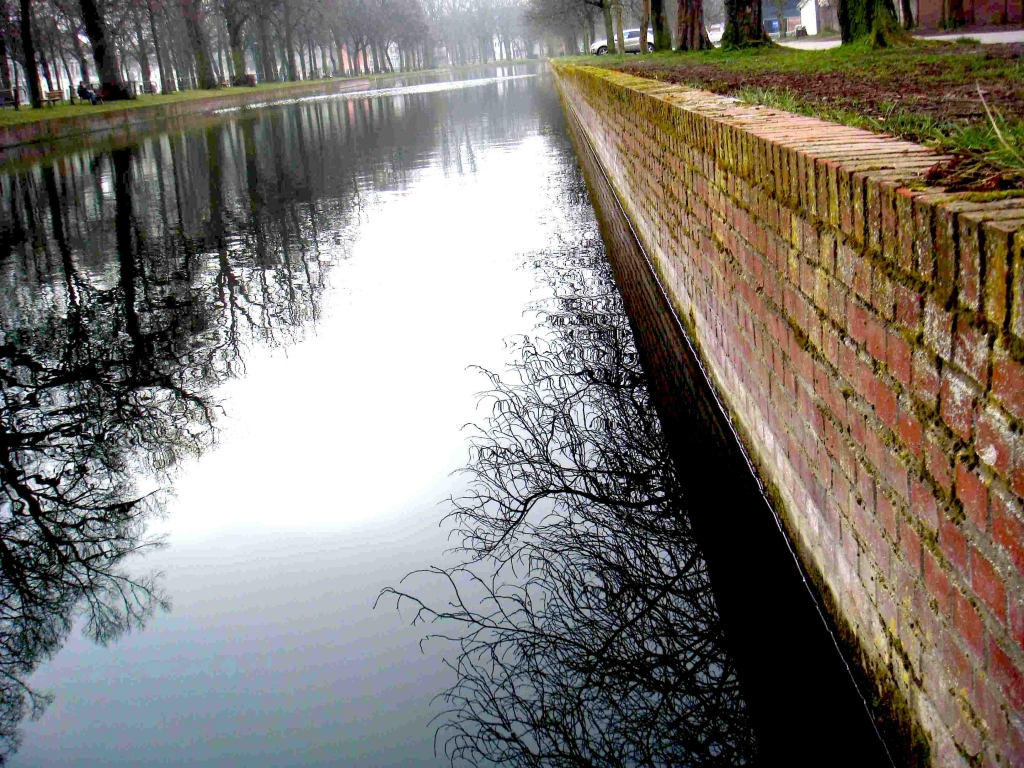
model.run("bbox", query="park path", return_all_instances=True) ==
[780,28,1024,49]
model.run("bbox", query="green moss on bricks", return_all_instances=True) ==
[552,63,983,766]
[956,190,1024,203]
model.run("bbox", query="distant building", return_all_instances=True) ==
[797,0,837,34]
[914,0,1021,27]
[762,0,807,34]
[794,0,1020,33]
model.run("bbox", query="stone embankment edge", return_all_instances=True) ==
[552,61,1024,767]
[0,78,371,165]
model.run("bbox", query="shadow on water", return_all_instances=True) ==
[380,159,758,766]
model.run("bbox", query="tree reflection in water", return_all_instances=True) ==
[0,120,337,759]
[383,193,757,766]
[0,72,563,760]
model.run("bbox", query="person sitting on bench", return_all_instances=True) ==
[77,81,99,105]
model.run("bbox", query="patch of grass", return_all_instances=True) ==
[571,40,1024,188]
[733,85,804,114]
[734,85,1023,182]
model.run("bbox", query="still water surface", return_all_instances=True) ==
[0,65,880,766]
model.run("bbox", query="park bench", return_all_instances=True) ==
[143,81,158,94]
[41,90,64,107]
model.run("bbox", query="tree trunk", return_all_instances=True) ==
[181,0,216,89]
[900,0,915,27]
[677,0,713,48]
[282,4,298,80]
[775,0,788,36]
[332,30,347,75]
[839,0,902,44]
[148,3,167,91]
[0,36,11,91]
[259,15,277,81]
[350,44,359,75]
[652,0,672,48]
[18,0,42,107]
[217,24,231,81]
[79,0,128,98]
[224,13,247,84]
[614,2,626,52]
[602,1,617,52]
[723,0,767,45]
[133,7,153,89]
[40,54,54,91]
[73,35,89,81]
[168,28,188,89]
[62,54,74,98]
[208,28,223,82]
[639,0,651,52]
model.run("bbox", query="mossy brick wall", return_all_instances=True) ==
[553,62,1024,767]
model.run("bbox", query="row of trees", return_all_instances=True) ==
[3,0,540,109]
[530,0,910,54]
[6,0,905,110]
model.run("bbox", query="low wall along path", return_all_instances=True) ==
[552,62,1024,766]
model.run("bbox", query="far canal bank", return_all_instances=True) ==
[0,60,545,166]
[0,77,373,166]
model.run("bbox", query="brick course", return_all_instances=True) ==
[554,62,1024,767]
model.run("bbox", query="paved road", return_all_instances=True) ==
[779,28,1024,49]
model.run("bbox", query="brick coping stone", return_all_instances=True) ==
[553,61,1024,767]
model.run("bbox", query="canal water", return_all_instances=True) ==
[0,65,888,765]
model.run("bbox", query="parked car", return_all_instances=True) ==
[590,28,655,55]
[707,22,724,44]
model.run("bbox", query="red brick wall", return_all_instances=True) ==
[553,63,1024,767]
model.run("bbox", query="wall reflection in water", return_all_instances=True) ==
[383,191,757,765]
[0,71,553,760]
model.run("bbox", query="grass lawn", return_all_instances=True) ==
[571,39,1024,190]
